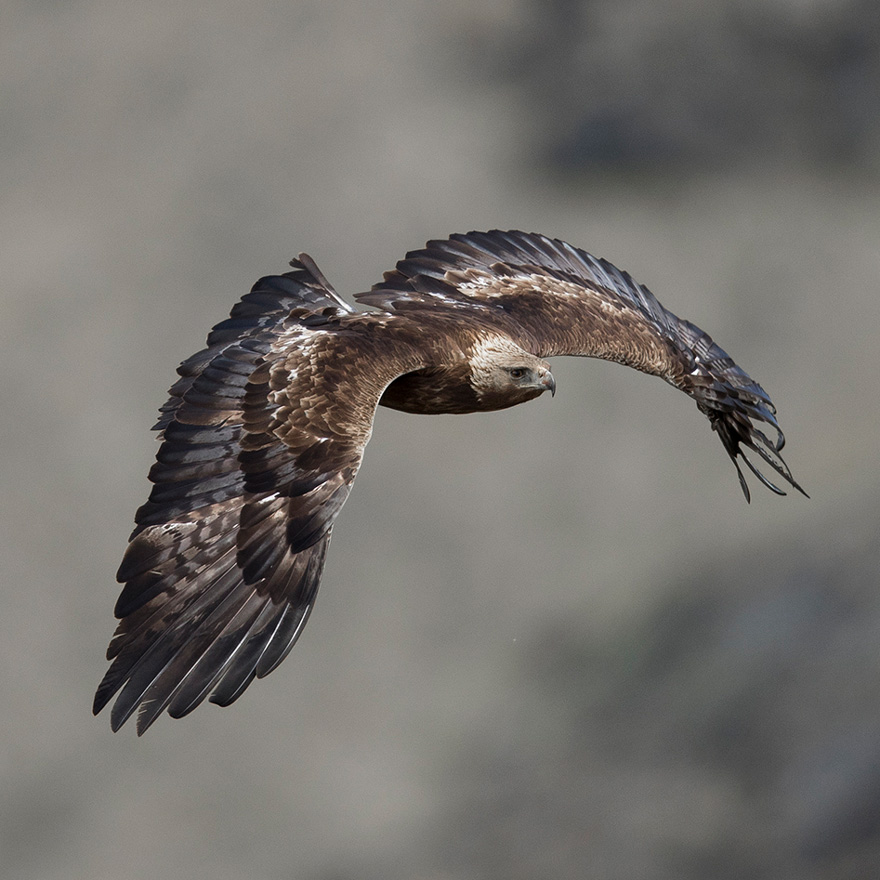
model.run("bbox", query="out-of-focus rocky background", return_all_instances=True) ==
[2,1,878,878]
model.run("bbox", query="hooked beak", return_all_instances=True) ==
[541,371,556,397]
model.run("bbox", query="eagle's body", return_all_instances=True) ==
[95,230,805,733]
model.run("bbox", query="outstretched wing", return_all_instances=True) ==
[357,230,805,501]
[95,260,416,734]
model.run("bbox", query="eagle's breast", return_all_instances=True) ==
[379,362,480,414]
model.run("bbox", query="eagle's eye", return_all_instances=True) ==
[507,367,528,380]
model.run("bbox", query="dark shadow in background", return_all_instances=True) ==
[429,493,880,880]
[456,0,880,173]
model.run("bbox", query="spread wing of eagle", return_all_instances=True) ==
[95,230,806,733]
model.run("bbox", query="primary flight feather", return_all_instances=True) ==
[95,230,806,733]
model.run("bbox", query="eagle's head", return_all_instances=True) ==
[468,334,556,411]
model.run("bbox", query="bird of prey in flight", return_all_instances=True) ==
[95,230,806,733]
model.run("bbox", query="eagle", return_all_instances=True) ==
[95,230,806,733]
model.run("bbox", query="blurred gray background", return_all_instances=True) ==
[2,1,878,878]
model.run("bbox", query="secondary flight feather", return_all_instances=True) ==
[95,230,806,733]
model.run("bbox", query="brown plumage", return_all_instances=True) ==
[95,230,806,733]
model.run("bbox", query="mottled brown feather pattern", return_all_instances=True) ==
[362,230,805,500]
[97,231,805,733]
